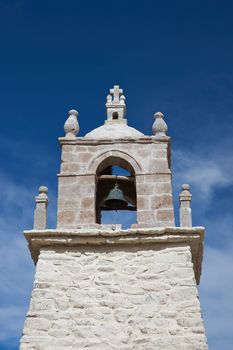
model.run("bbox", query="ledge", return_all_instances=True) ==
[24,226,204,284]
[58,136,170,145]
[57,171,172,177]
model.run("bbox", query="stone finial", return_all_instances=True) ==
[105,85,126,123]
[120,95,126,105]
[106,94,112,103]
[152,112,168,137]
[179,184,192,227]
[64,109,79,138]
[34,186,49,230]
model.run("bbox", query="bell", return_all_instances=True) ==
[103,184,128,209]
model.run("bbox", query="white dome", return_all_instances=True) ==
[85,122,144,139]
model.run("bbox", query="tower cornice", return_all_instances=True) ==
[24,226,204,284]
[58,136,171,145]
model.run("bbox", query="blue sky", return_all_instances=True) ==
[0,0,233,349]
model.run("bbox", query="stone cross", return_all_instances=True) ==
[110,85,123,102]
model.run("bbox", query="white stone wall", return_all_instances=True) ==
[20,244,207,349]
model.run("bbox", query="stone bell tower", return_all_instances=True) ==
[20,86,208,349]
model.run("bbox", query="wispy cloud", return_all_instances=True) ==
[0,168,56,347]
[172,142,233,349]
[199,243,233,350]
[173,148,233,202]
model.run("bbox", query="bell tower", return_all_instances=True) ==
[20,86,208,349]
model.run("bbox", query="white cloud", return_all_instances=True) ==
[173,145,233,349]
[199,244,233,350]
[173,149,233,202]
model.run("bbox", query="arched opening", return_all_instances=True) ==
[96,157,137,228]
[112,112,119,120]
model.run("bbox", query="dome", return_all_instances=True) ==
[85,122,144,139]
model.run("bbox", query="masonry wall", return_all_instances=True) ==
[20,244,207,350]
[136,174,173,228]
[57,139,174,228]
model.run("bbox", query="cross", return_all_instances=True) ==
[110,85,123,102]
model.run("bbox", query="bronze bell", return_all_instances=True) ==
[103,184,128,209]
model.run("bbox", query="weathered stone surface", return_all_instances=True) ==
[57,136,173,228]
[24,226,204,284]
[20,242,207,349]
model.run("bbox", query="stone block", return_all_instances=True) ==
[137,196,150,210]
[81,197,95,209]
[62,145,76,153]
[137,183,153,196]
[57,210,76,225]
[78,210,95,223]
[154,182,172,194]
[137,210,153,223]
[61,152,78,163]
[149,159,169,173]
[157,208,174,222]
[60,162,83,174]
[151,194,173,209]
[77,152,93,163]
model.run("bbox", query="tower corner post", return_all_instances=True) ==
[33,186,49,230]
[179,183,192,227]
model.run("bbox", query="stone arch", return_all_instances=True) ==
[92,150,140,225]
[88,150,143,175]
